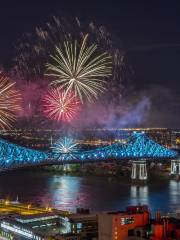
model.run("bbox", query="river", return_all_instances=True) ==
[0,170,179,214]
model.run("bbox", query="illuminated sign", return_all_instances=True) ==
[121,217,134,225]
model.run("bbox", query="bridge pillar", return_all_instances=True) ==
[170,159,180,180]
[131,160,147,183]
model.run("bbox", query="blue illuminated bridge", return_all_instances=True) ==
[0,132,178,171]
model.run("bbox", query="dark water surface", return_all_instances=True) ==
[0,170,179,214]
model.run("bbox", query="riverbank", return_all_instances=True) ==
[37,163,172,182]
[39,163,130,178]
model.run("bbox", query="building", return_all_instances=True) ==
[0,209,98,240]
[69,213,98,239]
[0,213,70,239]
[98,205,150,240]
[3,202,180,239]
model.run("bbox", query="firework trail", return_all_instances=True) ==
[42,87,81,122]
[46,34,112,102]
[0,74,21,129]
[14,17,125,86]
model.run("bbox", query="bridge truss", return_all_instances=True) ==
[0,132,177,170]
[53,132,177,162]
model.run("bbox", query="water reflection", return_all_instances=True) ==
[48,175,87,211]
[130,185,149,206]
[0,171,179,214]
[169,180,180,212]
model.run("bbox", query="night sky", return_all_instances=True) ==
[0,0,180,128]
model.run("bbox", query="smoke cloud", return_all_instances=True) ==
[72,96,151,129]
[10,70,180,130]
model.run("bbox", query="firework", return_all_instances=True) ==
[0,75,21,129]
[52,137,78,153]
[43,87,80,122]
[14,17,128,104]
[46,34,112,102]
[14,18,114,78]
[51,137,78,160]
[14,17,79,78]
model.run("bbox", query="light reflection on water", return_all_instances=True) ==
[130,185,149,206]
[49,176,87,211]
[0,171,180,213]
[169,180,180,212]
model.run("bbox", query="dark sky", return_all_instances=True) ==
[0,0,180,128]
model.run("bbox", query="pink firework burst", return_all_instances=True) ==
[43,88,81,122]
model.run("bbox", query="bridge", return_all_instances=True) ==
[0,138,48,170]
[55,132,177,162]
[0,132,178,181]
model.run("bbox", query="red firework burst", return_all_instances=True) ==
[43,88,81,122]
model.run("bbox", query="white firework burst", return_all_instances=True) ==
[51,137,79,160]
[46,34,112,102]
